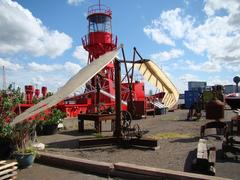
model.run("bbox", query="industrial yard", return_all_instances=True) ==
[1,0,240,180]
[16,109,239,180]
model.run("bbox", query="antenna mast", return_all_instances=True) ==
[2,66,6,90]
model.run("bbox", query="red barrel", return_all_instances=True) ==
[25,85,34,104]
[42,86,47,97]
[35,89,40,98]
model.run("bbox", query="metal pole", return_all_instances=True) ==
[121,46,130,84]
[114,59,121,138]
[96,76,100,114]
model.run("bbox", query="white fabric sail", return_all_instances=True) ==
[135,60,179,109]
[11,49,118,126]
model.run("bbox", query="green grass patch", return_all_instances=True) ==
[147,132,192,140]
[94,133,103,138]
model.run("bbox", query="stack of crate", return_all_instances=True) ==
[0,161,17,180]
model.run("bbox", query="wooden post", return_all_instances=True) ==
[114,59,121,138]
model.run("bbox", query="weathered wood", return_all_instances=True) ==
[78,113,116,133]
[0,163,17,171]
[36,152,229,180]
[114,162,229,180]
[79,137,118,148]
[0,171,17,180]
[0,167,17,176]
[130,138,159,148]
[37,152,113,175]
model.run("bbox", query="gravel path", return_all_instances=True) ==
[34,109,240,179]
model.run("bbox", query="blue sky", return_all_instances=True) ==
[0,0,240,93]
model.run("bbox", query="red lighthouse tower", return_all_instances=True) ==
[82,1,117,112]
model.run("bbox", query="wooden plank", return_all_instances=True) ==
[37,152,113,175]
[0,163,17,171]
[0,162,6,165]
[0,167,17,176]
[130,138,159,148]
[114,162,230,180]
[0,171,17,180]
[79,137,118,147]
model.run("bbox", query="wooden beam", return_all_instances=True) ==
[114,162,229,180]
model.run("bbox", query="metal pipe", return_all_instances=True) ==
[134,47,143,60]
[114,59,121,138]
[121,46,130,85]
[96,76,100,113]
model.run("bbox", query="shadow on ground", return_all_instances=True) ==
[170,137,199,143]
[216,149,240,163]
[46,139,79,149]
[184,148,196,173]
[59,129,96,136]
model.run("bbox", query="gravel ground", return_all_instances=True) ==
[19,109,240,179]
[17,163,108,180]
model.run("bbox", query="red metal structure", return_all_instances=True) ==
[81,2,117,113]
[14,85,49,117]
[13,2,165,119]
[55,1,165,118]
[42,86,47,98]
[35,89,40,98]
[25,85,34,104]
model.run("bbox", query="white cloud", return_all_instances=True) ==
[145,2,240,71]
[73,45,88,65]
[207,75,231,86]
[0,58,22,71]
[28,62,62,72]
[183,60,222,72]
[143,8,193,46]
[204,0,239,16]
[159,8,193,39]
[28,61,81,75]
[175,73,200,93]
[0,0,72,58]
[64,61,81,74]
[143,27,175,46]
[32,76,45,86]
[150,49,184,61]
[179,74,199,84]
[183,16,239,58]
[67,0,85,6]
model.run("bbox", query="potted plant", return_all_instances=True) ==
[35,108,66,135]
[13,121,37,169]
[0,84,24,159]
[33,112,46,136]
[0,122,13,159]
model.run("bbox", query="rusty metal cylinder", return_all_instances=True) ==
[205,99,224,120]
[35,89,40,98]
[42,86,47,97]
[25,85,34,104]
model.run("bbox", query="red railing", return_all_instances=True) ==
[82,33,117,47]
[88,4,112,16]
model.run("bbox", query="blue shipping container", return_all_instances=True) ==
[184,90,201,109]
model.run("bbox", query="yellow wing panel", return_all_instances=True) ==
[135,60,179,109]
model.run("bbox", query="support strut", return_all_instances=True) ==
[114,59,121,138]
